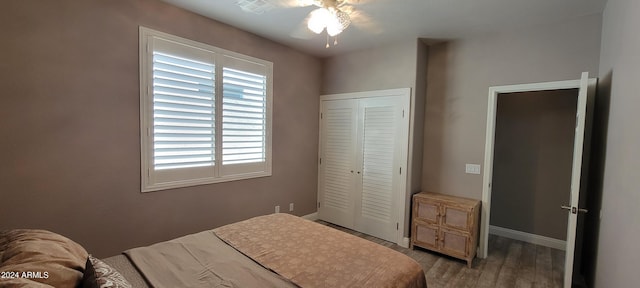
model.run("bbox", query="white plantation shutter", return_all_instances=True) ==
[140,28,272,192]
[152,51,215,170]
[219,56,271,177]
[222,67,266,165]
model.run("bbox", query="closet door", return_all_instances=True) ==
[317,99,358,229]
[354,96,408,242]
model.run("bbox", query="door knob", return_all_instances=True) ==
[561,205,588,214]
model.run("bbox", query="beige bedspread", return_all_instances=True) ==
[126,214,426,288]
[125,230,297,288]
[214,213,427,288]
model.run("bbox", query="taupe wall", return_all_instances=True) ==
[322,40,418,95]
[422,13,602,200]
[0,0,321,257]
[594,0,640,286]
[322,40,427,235]
[490,90,578,240]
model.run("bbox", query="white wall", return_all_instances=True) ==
[594,0,640,286]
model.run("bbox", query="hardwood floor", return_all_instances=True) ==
[317,221,565,288]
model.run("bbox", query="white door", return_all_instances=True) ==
[354,96,409,242]
[318,89,410,244]
[562,72,590,287]
[318,99,358,229]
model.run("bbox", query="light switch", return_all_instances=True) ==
[465,164,481,175]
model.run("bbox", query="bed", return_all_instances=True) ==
[1,214,427,288]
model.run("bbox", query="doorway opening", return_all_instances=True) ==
[489,89,578,250]
[479,73,596,287]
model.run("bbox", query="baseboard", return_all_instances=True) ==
[399,237,410,248]
[301,212,318,221]
[489,225,566,250]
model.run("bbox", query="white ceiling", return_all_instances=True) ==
[160,0,607,57]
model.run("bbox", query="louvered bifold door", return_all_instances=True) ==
[354,96,409,243]
[318,99,358,229]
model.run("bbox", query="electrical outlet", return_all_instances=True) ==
[465,164,481,174]
[289,203,294,212]
[275,205,280,213]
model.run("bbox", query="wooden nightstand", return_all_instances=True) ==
[411,192,481,268]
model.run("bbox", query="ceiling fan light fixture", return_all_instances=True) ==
[307,8,330,34]
[326,9,350,36]
[307,6,351,36]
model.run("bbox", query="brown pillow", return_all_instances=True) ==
[0,229,88,287]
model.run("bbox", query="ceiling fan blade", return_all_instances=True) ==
[297,0,320,6]
[264,0,308,8]
[289,14,318,39]
[349,9,382,34]
[338,0,371,7]
[290,25,318,39]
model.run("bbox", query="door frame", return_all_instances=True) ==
[478,73,596,287]
[318,88,411,247]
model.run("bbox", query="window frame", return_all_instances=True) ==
[140,27,273,192]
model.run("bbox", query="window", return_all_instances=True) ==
[140,27,272,192]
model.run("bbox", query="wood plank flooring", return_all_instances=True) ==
[317,221,565,288]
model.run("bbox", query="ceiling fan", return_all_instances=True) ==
[298,0,355,37]
[235,0,369,47]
